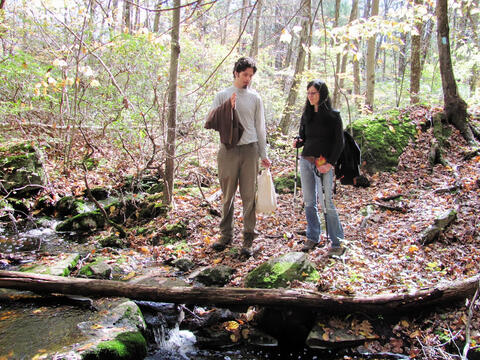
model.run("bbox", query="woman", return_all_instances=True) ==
[293,80,345,256]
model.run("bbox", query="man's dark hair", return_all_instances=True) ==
[233,57,257,77]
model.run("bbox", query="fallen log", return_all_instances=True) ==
[0,270,479,314]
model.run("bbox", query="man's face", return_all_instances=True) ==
[233,67,255,89]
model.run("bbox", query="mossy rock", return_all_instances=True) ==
[55,210,105,233]
[99,235,128,249]
[350,109,417,173]
[81,331,147,360]
[161,221,188,241]
[20,253,80,276]
[273,171,298,194]
[55,196,89,216]
[79,257,112,279]
[195,265,235,286]
[86,187,111,201]
[245,252,320,289]
[0,142,46,197]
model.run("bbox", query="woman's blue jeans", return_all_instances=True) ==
[299,157,344,247]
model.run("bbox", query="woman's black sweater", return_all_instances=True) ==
[297,109,344,166]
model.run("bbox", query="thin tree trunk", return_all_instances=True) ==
[1,271,479,314]
[249,0,262,58]
[221,0,232,45]
[123,0,131,32]
[410,0,423,104]
[436,0,474,145]
[0,0,5,10]
[365,0,379,111]
[238,0,249,52]
[278,0,309,135]
[164,0,180,205]
[352,0,361,109]
[134,0,141,31]
[153,0,162,32]
[332,0,342,109]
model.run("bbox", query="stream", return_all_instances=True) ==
[0,221,388,360]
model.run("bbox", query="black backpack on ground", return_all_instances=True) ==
[335,131,370,187]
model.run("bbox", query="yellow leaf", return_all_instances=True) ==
[138,246,150,255]
[408,245,419,253]
[122,271,136,280]
[409,329,421,338]
[213,258,222,264]
[322,332,329,341]
[388,125,396,133]
[22,62,28,69]
[91,324,103,329]
[225,321,239,331]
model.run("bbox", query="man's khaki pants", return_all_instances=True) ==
[217,142,259,241]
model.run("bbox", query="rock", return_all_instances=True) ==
[172,258,195,272]
[99,235,128,249]
[244,252,319,288]
[195,265,235,287]
[55,210,105,233]
[81,330,147,360]
[79,257,113,279]
[85,187,110,200]
[306,315,379,349]
[55,196,89,216]
[0,142,46,197]
[20,253,80,276]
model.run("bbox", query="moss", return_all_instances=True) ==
[81,331,147,360]
[55,210,105,233]
[351,110,417,173]
[273,171,298,194]
[245,255,319,289]
[79,256,107,277]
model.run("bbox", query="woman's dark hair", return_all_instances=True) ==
[303,79,332,120]
[233,57,257,77]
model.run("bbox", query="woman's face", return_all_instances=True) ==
[307,86,320,106]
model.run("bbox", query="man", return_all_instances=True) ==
[205,57,271,258]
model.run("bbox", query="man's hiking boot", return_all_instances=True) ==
[239,232,257,259]
[211,236,232,252]
[301,240,317,252]
[328,246,345,257]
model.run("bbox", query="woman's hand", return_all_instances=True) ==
[317,163,332,174]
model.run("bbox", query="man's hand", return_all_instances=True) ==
[261,158,271,168]
[230,93,236,109]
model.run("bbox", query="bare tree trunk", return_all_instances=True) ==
[164,0,180,205]
[365,0,379,111]
[123,0,131,32]
[249,0,262,58]
[1,270,479,314]
[436,0,475,145]
[238,0,249,52]
[0,0,5,10]
[332,0,342,109]
[278,0,309,135]
[153,0,162,32]
[338,0,358,110]
[134,0,141,31]
[221,0,232,45]
[410,0,423,104]
[421,18,434,70]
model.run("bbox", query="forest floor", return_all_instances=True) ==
[4,110,480,358]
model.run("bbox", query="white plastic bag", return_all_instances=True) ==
[256,169,277,214]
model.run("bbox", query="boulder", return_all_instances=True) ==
[20,253,80,276]
[0,142,46,197]
[195,265,234,286]
[55,210,105,233]
[245,252,319,288]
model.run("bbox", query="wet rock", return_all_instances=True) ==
[195,265,234,286]
[244,252,319,288]
[81,331,147,360]
[85,186,110,201]
[0,142,46,198]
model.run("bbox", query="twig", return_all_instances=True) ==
[462,280,480,360]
